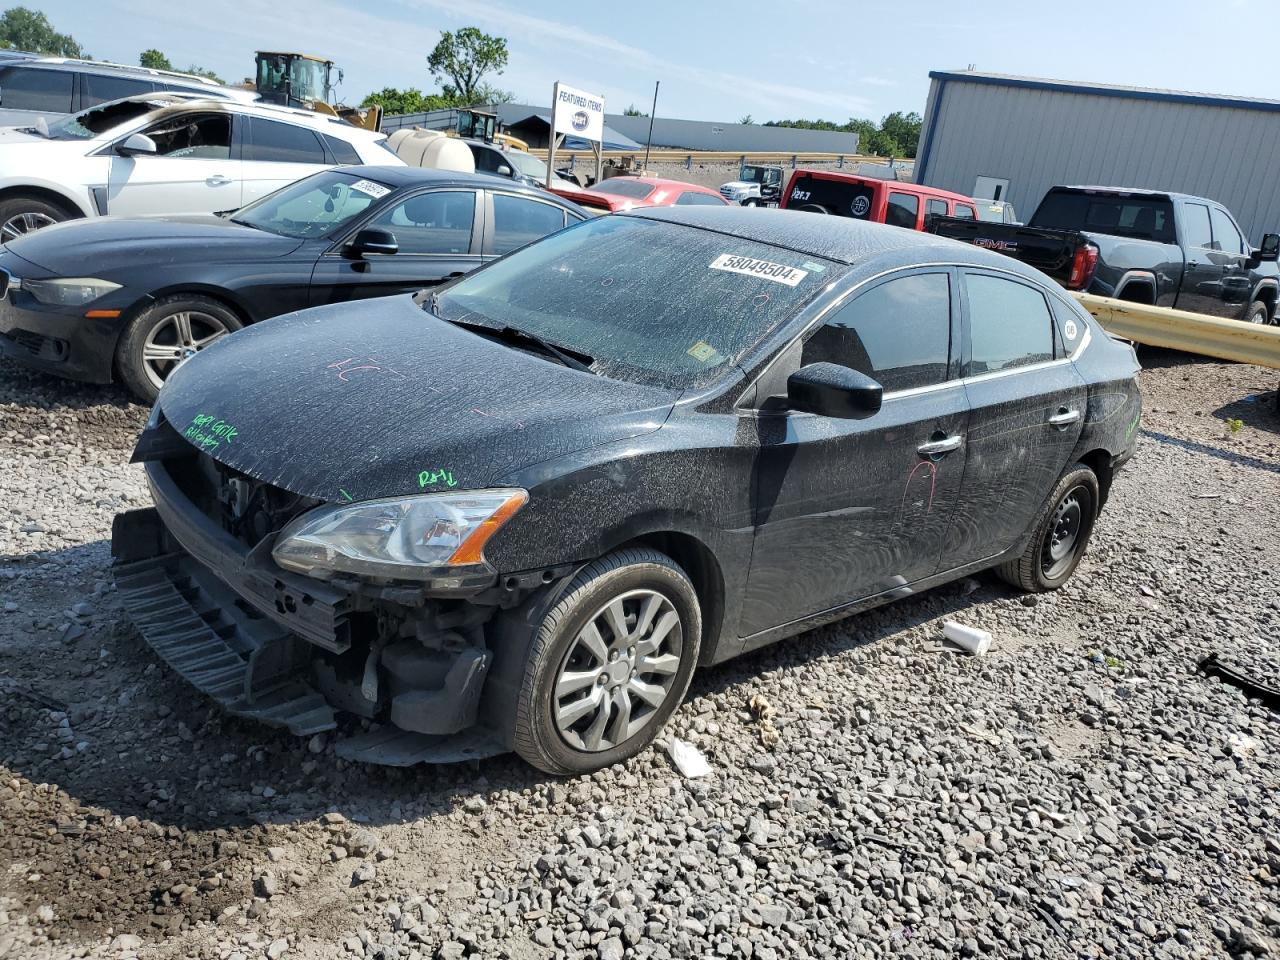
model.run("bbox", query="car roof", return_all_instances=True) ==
[104,93,387,140]
[629,206,1053,277]
[18,56,229,88]
[1052,184,1215,205]
[792,169,975,203]
[328,165,588,210]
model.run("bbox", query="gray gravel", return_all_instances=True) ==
[0,350,1277,960]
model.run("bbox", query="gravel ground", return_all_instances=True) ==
[1,348,1278,960]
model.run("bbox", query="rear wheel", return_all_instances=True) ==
[1244,299,1270,325]
[512,547,701,775]
[996,464,1100,592]
[0,194,77,240]
[116,294,242,401]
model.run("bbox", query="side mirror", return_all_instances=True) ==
[496,164,513,177]
[115,132,157,157]
[1254,233,1279,262]
[787,363,883,419]
[345,228,398,258]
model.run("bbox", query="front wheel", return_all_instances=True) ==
[116,294,243,401]
[1244,299,1270,325]
[743,198,760,208]
[511,547,702,775]
[996,464,1100,592]
[0,194,76,240]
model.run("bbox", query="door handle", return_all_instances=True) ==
[1048,407,1081,428]
[206,174,232,186]
[917,434,962,456]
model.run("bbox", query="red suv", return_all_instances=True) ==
[780,170,977,230]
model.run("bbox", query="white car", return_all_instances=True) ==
[0,93,403,238]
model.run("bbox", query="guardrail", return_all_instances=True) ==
[1072,293,1280,369]
[529,148,909,170]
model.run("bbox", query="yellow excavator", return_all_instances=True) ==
[252,51,382,131]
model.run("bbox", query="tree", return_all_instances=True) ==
[761,110,923,157]
[427,27,508,104]
[0,6,81,57]
[878,110,921,157]
[739,114,753,125]
[139,49,172,70]
[361,86,461,115]
[623,103,647,117]
[183,64,223,83]
[471,81,514,105]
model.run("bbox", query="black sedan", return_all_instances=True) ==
[113,208,1141,774]
[0,166,587,399]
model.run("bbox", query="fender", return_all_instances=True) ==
[0,176,94,217]
[1112,269,1159,303]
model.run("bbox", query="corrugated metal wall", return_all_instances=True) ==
[917,75,1280,242]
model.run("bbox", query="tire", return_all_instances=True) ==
[996,463,1100,593]
[795,203,829,214]
[743,198,760,208]
[1243,299,1270,325]
[511,547,702,776]
[0,194,77,240]
[116,294,243,402]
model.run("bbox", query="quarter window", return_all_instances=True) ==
[83,75,154,107]
[1209,206,1246,255]
[802,272,952,392]
[885,192,919,229]
[954,204,976,219]
[491,194,567,255]
[0,67,74,112]
[246,118,326,163]
[323,134,363,165]
[140,112,231,159]
[366,191,475,255]
[964,273,1055,375]
[1182,203,1213,249]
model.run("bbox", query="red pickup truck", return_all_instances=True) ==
[780,170,977,230]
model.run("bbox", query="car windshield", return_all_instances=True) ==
[43,99,163,140]
[506,151,548,180]
[231,170,390,239]
[432,215,844,389]
[588,178,655,200]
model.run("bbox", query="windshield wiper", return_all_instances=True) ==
[433,311,595,373]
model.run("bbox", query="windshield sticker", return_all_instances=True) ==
[419,468,458,489]
[801,261,827,273]
[1063,318,1078,340]
[184,413,238,452]
[338,488,354,503]
[709,254,808,287]
[348,179,391,199]
[686,341,725,364]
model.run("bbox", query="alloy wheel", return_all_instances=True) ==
[1041,485,1088,579]
[140,310,230,391]
[1,211,57,240]
[552,589,683,752]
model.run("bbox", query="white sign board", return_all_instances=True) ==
[551,81,605,143]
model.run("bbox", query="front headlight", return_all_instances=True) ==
[23,277,121,306]
[272,488,528,581]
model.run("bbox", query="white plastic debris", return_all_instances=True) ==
[666,737,712,778]
[942,620,992,656]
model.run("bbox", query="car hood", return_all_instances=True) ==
[5,216,307,273]
[157,294,678,502]
[720,181,756,191]
[0,125,66,145]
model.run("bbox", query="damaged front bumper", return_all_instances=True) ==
[111,459,508,765]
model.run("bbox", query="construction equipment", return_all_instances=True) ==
[383,106,528,151]
[252,51,382,131]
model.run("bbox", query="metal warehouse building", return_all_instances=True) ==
[916,70,1280,241]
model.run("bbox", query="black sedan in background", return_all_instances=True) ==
[114,209,1141,774]
[0,166,587,399]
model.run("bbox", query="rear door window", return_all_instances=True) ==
[490,194,568,255]
[0,66,74,112]
[926,198,949,218]
[83,74,155,107]
[1182,203,1214,249]
[802,272,952,392]
[963,273,1056,375]
[954,204,976,219]
[246,118,326,163]
[886,192,920,229]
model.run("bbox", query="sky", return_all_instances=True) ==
[37,0,1278,123]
